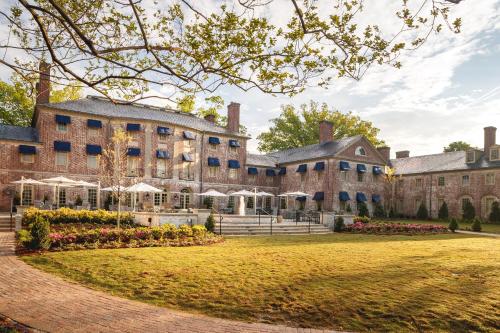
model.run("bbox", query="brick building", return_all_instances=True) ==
[0,66,498,218]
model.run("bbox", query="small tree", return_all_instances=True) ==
[416,203,429,220]
[357,202,369,217]
[205,211,216,232]
[489,201,500,223]
[334,217,345,232]
[462,200,475,221]
[74,194,83,206]
[346,204,352,213]
[373,203,386,219]
[471,218,482,232]
[438,201,449,220]
[448,218,459,232]
[388,207,395,219]
[29,215,51,250]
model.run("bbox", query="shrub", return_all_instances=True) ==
[345,222,448,234]
[205,212,216,232]
[75,195,83,206]
[22,207,134,226]
[471,218,482,232]
[29,215,51,250]
[448,218,459,232]
[192,225,208,238]
[488,201,500,223]
[416,203,429,220]
[178,225,193,238]
[373,203,386,218]
[462,201,475,221]
[357,202,369,217]
[353,216,370,224]
[438,202,449,220]
[16,229,32,248]
[388,207,395,219]
[334,217,345,232]
[346,204,352,213]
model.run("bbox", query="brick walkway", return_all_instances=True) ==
[0,233,338,333]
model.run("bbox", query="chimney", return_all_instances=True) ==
[204,114,216,123]
[226,102,240,132]
[377,146,391,162]
[396,150,410,159]
[319,120,334,144]
[35,61,51,105]
[484,126,497,156]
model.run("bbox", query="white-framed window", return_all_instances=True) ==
[339,201,347,212]
[158,133,168,142]
[59,188,66,206]
[415,178,423,189]
[490,148,499,161]
[227,196,235,209]
[355,146,366,156]
[415,198,422,213]
[357,173,364,182]
[20,154,34,164]
[88,189,97,208]
[127,157,139,176]
[461,197,472,212]
[56,152,68,167]
[156,159,168,178]
[21,185,33,205]
[209,166,218,178]
[462,175,470,186]
[248,175,257,183]
[485,173,495,185]
[280,197,287,210]
[340,171,348,181]
[438,176,445,186]
[209,144,217,152]
[229,168,238,179]
[184,140,194,150]
[437,198,444,211]
[483,196,496,217]
[87,155,98,169]
[154,190,168,206]
[246,196,254,209]
[182,163,193,180]
[87,128,99,137]
[180,189,191,209]
[466,150,475,163]
[57,123,67,132]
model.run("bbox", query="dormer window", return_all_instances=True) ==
[490,147,499,161]
[355,146,366,156]
[466,150,475,163]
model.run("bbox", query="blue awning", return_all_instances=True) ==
[278,167,287,175]
[228,160,240,169]
[248,167,258,175]
[156,150,170,159]
[356,192,367,202]
[296,164,307,173]
[208,157,220,166]
[357,164,367,173]
[157,126,172,135]
[339,161,351,171]
[372,194,381,203]
[296,196,307,202]
[18,145,36,154]
[208,137,221,145]
[373,166,383,175]
[182,152,194,162]
[313,192,324,201]
[126,123,141,131]
[229,139,240,147]
[183,131,196,140]
[266,169,276,177]
[55,115,71,124]
[313,161,325,171]
[339,191,350,201]
[87,119,102,128]
[54,141,71,152]
[86,144,102,155]
[127,147,141,156]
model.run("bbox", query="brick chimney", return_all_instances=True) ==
[319,120,333,144]
[484,126,497,156]
[226,102,240,132]
[396,150,410,159]
[377,146,391,162]
[35,61,51,105]
[204,114,216,123]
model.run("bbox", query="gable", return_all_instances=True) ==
[336,136,387,165]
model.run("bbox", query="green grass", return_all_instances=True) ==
[388,219,500,234]
[22,234,499,332]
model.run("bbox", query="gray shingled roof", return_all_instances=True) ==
[391,151,500,174]
[44,96,248,137]
[266,135,362,164]
[0,124,38,142]
[246,154,278,167]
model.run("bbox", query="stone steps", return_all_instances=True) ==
[0,217,14,232]
[215,222,332,236]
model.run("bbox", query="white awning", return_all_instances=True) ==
[126,182,162,193]
[256,191,274,197]
[41,176,78,185]
[11,178,46,185]
[199,190,227,197]
[101,185,128,192]
[231,190,255,196]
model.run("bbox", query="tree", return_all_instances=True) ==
[334,217,345,232]
[448,218,459,232]
[462,200,475,221]
[258,102,384,152]
[471,218,482,232]
[416,203,429,220]
[205,212,216,233]
[373,203,386,219]
[357,202,369,218]
[1,1,462,102]
[489,201,500,223]
[438,202,449,220]
[444,141,471,152]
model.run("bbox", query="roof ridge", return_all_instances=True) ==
[390,150,465,161]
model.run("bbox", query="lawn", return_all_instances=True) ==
[22,233,499,332]
[388,219,500,234]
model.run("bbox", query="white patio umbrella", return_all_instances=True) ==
[256,191,274,196]
[125,182,162,211]
[11,177,46,206]
[41,176,78,208]
[231,189,255,196]
[101,185,128,192]
[74,180,98,187]
[199,190,227,211]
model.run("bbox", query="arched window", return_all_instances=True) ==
[481,195,498,218]
[459,196,473,215]
[355,146,367,156]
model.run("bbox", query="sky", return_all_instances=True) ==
[1,0,499,158]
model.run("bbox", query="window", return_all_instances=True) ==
[246,197,254,209]
[180,189,190,209]
[87,128,99,137]
[154,190,168,207]
[203,196,214,209]
[57,123,67,132]
[209,144,217,152]
[437,198,444,211]
[490,148,499,161]
[182,163,193,180]
[158,133,168,142]
[340,171,348,181]
[339,201,347,212]
[229,168,238,179]
[355,146,367,156]
[484,197,496,217]
[316,200,323,211]
[466,150,475,163]
[230,146,237,154]
[20,154,34,164]
[415,178,423,189]
[264,197,272,211]
[127,157,139,176]
[56,152,68,167]
[88,189,97,208]
[129,131,139,140]
[485,173,495,185]
[125,193,133,207]
[87,155,98,169]
[415,199,422,213]
[21,185,33,205]
[248,175,256,183]
[357,173,364,182]
[58,188,66,206]
[461,197,471,211]
[462,175,470,186]
[227,196,235,209]
[280,197,287,210]
[209,166,218,177]
[438,176,445,186]
[157,159,168,178]
[184,139,194,149]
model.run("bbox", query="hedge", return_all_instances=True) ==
[22,207,135,226]
[345,222,448,234]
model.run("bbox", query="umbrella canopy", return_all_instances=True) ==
[231,190,255,196]
[74,180,98,187]
[279,191,310,197]
[199,190,227,197]
[101,185,128,192]
[41,176,77,185]
[11,178,46,185]
[126,182,162,193]
[256,191,274,197]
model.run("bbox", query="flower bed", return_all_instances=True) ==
[345,222,448,234]
[22,207,135,226]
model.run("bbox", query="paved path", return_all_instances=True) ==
[456,230,500,237]
[0,233,337,333]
